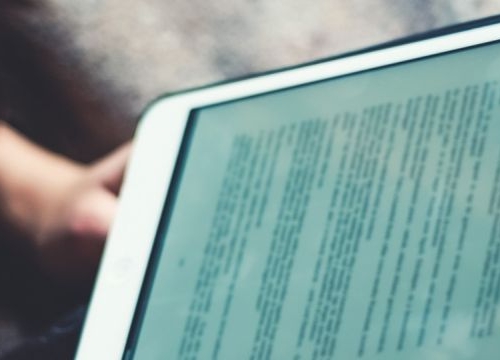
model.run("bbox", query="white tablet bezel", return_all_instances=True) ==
[76,19,500,359]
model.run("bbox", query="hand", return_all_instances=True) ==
[0,123,131,287]
[35,144,131,285]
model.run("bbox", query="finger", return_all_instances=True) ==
[65,188,118,285]
[70,188,118,244]
[90,142,133,195]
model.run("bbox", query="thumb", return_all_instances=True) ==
[90,142,132,195]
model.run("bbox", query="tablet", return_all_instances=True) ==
[76,17,500,359]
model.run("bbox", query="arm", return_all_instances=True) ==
[0,121,131,286]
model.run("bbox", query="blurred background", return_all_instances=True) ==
[0,0,500,356]
[2,0,500,162]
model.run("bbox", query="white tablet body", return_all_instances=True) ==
[77,18,500,360]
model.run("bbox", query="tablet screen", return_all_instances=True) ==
[128,42,500,359]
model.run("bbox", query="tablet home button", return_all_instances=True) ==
[109,257,134,284]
